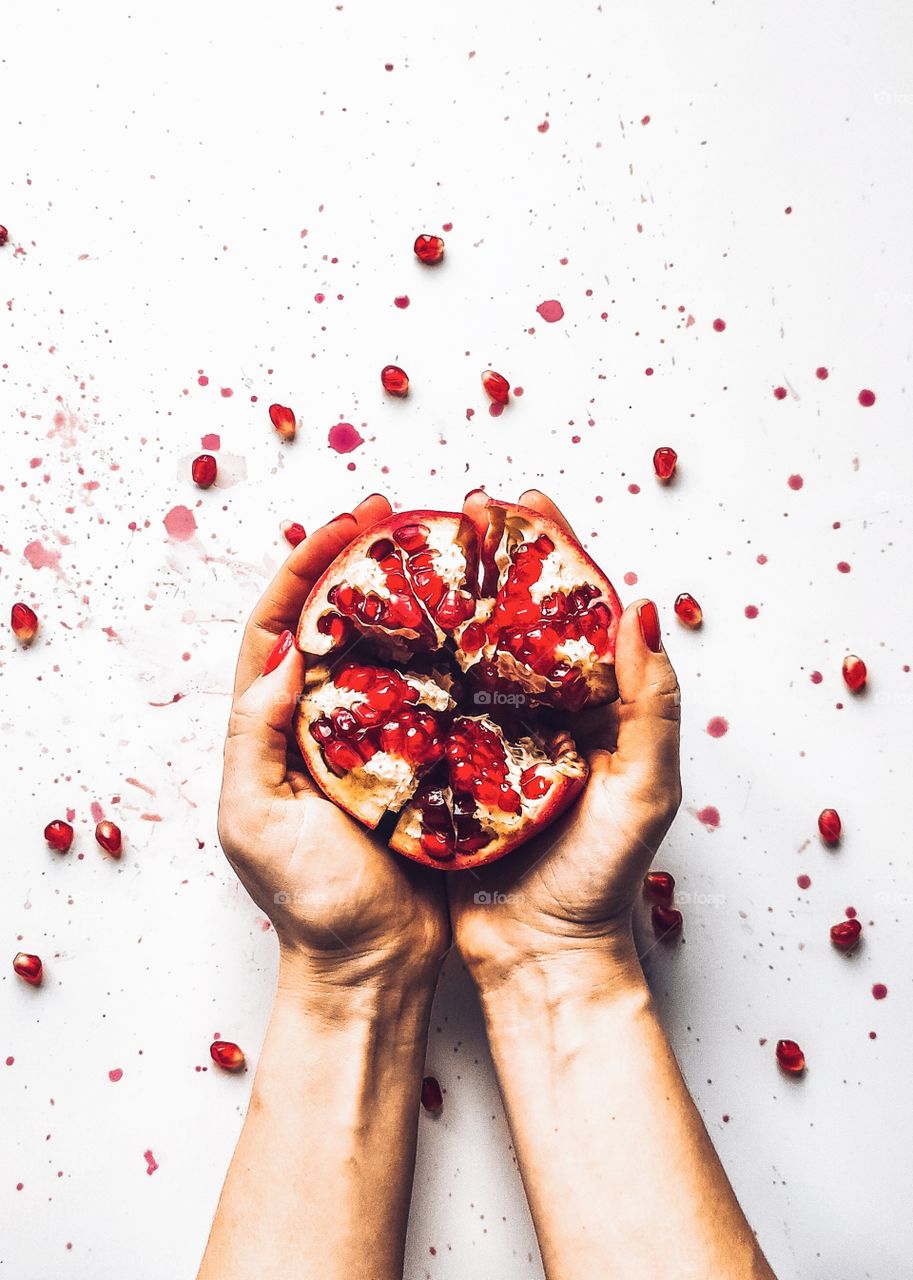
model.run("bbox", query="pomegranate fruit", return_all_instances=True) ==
[11,603,39,645]
[210,1040,246,1072]
[13,953,43,986]
[0,225,8,247]
[44,819,74,853]
[296,501,622,869]
[651,903,683,938]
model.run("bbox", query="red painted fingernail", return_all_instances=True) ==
[331,511,356,524]
[638,601,662,653]
[263,630,295,675]
[464,487,486,501]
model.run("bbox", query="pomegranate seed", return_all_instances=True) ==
[420,830,455,860]
[520,770,552,800]
[482,369,510,404]
[10,603,39,645]
[653,447,678,481]
[262,629,294,675]
[268,403,297,442]
[842,654,867,692]
[381,365,410,396]
[817,808,842,846]
[191,454,217,488]
[414,234,445,265]
[44,820,74,853]
[420,1075,444,1111]
[393,523,430,552]
[0,225,8,246]
[830,919,862,951]
[644,870,675,902]
[95,820,123,858]
[674,592,703,628]
[210,1040,246,1072]
[651,903,683,937]
[324,740,364,775]
[775,1039,805,1075]
[13,953,43,986]
[280,520,307,547]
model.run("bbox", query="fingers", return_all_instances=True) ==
[610,600,682,795]
[518,488,580,541]
[223,635,305,810]
[234,494,392,694]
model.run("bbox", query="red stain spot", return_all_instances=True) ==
[393,295,410,309]
[645,367,654,376]
[787,474,804,490]
[24,540,62,573]
[5,1057,14,1066]
[623,571,638,586]
[706,716,729,738]
[845,906,857,919]
[537,120,550,133]
[627,483,640,494]
[108,1069,123,1082]
[712,318,726,332]
[200,433,220,451]
[785,206,793,214]
[163,505,197,541]
[816,366,829,380]
[744,604,759,619]
[797,874,812,890]
[143,1149,159,1175]
[641,114,651,125]
[220,387,233,398]
[197,375,209,386]
[810,670,823,684]
[696,805,721,830]
[773,386,788,400]
[757,553,768,564]
[837,561,851,574]
[90,801,106,823]
[328,423,364,454]
[314,293,325,303]
[871,983,888,1000]
[489,402,504,418]
[536,299,564,323]
[858,389,876,407]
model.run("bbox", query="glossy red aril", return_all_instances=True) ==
[842,654,867,692]
[830,919,862,951]
[481,369,510,404]
[95,821,123,857]
[45,819,74,853]
[775,1039,805,1075]
[381,365,410,397]
[13,952,43,986]
[0,225,8,246]
[644,870,675,902]
[653,447,678,482]
[674,593,703,628]
[191,454,217,488]
[421,1075,444,1110]
[210,1040,246,1072]
[281,520,307,547]
[414,234,445,265]
[651,903,683,937]
[268,403,297,442]
[817,808,842,846]
[11,603,39,645]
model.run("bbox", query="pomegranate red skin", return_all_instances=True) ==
[481,370,510,404]
[11,603,39,645]
[95,820,123,858]
[381,365,410,397]
[830,919,862,951]
[842,654,867,692]
[269,403,297,442]
[817,808,842,846]
[13,952,43,986]
[651,903,683,937]
[210,1040,246,1072]
[653,447,678,482]
[191,454,217,488]
[674,592,703,628]
[775,1039,806,1075]
[414,234,445,265]
[421,1075,444,1111]
[44,819,74,853]
[281,521,307,547]
[644,870,675,902]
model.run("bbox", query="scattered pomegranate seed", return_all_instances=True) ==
[191,454,217,488]
[381,365,410,397]
[269,403,297,442]
[13,953,43,986]
[421,1075,444,1111]
[842,654,867,692]
[651,903,683,937]
[0,225,8,246]
[674,592,703,628]
[95,821,123,858]
[262,629,295,675]
[481,370,510,404]
[280,520,307,547]
[10,603,39,645]
[644,871,675,902]
[775,1039,805,1075]
[830,919,862,951]
[653,446,678,481]
[44,820,74,853]
[210,1040,246,1072]
[817,808,842,846]
[414,234,445,265]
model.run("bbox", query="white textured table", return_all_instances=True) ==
[2,3,910,1277]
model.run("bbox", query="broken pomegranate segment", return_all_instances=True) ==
[281,520,307,547]
[653,447,678,482]
[674,592,703,628]
[268,403,297,442]
[44,820,74,853]
[421,1075,444,1111]
[192,454,217,488]
[381,365,410,397]
[775,1039,806,1075]
[414,234,445,265]
[842,654,867,692]
[13,953,43,986]
[644,870,675,902]
[210,1040,246,1072]
[481,369,510,404]
[830,919,862,951]
[296,501,622,869]
[817,808,842,846]
[95,821,123,858]
[11,603,39,645]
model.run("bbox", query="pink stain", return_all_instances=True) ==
[744,604,759,619]
[797,874,812,890]
[871,983,888,1000]
[200,433,220,451]
[143,1149,159,1176]
[537,120,550,133]
[623,571,639,586]
[787,474,804,490]
[163,505,197,541]
[773,386,787,400]
[24,540,62,574]
[90,801,105,823]
[837,561,851,574]
[536,299,564,323]
[816,366,829,380]
[810,670,823,684]
[393,295,410,309]
[220,387,233,398]
[696,806,721,830]
[488,403,504,418]
[627,483,640,495]
[858,389,876,407]
[706,717,729,738]
[197,375,209,387]
[108,1069,123,1083]
[328,423,364,454]
[712,318,726,332]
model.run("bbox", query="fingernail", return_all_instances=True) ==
[330,511,356,524]
[464,487,486,501]
[638,601,662,653]
[262,630,295,675]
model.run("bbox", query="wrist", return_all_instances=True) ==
[467,922,646,1005]
[276,946,438,1036]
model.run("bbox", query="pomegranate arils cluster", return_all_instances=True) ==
[13,953,43,986]
[210,1040,246,1072]
[11,603,39,645]
[45,819,74,853]
[414,234,445,265]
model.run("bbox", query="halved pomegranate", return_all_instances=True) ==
[295,500,621,869]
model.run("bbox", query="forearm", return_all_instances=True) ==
[198,957,435,1280]
[475,942,775,1280]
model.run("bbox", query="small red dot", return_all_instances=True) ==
[773,386,788,400]
[858,388,876,407]
[816,366,829,380]
[712,318,726,332]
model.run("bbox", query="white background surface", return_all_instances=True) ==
[2,2,911,1277]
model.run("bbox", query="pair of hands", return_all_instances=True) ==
[217,489,682,997]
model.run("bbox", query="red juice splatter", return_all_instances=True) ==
[197,374,209,387]
[628,483,640,494]
[328,423,363,454]
[787,474,804,490]
[393,295,410,309]
[816,367,829,380]
[163,505,197,541]
[712,318,726,332]
[200,433,220,451]
[645,367,654,376]
[696,806,720,829]
[858,389,876,407]
[773,386,788,400]
[797,874,812,890]
[871,983,888,1000]
[108,1069,123,1082]
[143,1149,159,1175]
[536,299,564,323]
[706,717,729,738]
[537,120,550,133]
[837,561,851,574]
[745,605,759,619]
[810,671,823,684]
[24,540,62,573]
[845,906,857,918]
[623,571,638,586]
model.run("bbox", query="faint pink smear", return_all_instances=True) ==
[163,505,197,541]
[143,1149,159,1176]
[108,1068,123,1082]
[24,540,62,573]
[328,423,363,454]
[200,433,220,451]
[90,800,105,823]
[695,805,721,829]
[536,299,564,323]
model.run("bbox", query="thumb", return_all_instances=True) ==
[223,630,305,797]
[611,601,681,790]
